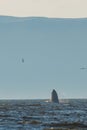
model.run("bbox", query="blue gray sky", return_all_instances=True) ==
[0,18,87,99]
[0,1,87,99]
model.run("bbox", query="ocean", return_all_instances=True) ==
[0,99,87,130]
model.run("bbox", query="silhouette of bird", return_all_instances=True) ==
[80,67,87,70]
[22,58,24,63]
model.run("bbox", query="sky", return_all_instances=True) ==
[0,0,87,18]
[0,0,87,99]
[0,18,87,99]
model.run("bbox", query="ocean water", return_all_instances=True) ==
[0,99,87,130]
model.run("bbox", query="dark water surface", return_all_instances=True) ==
[0,99,87,130]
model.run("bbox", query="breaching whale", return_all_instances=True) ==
[51,89,59,103]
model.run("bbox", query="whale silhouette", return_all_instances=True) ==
[51,89,59,103]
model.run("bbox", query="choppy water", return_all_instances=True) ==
[0,99,87,130]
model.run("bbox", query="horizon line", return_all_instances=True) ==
[0,15,87,19]
[0,98,86,100]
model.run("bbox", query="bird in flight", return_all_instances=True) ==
[22,58,24,63]
[80,67,87,70]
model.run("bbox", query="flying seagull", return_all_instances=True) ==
[80,67,87,70]
[22,58,24,63]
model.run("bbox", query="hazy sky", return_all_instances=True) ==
[0,1,87,99]
[0,17,87,99]
[0,0,87,18]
